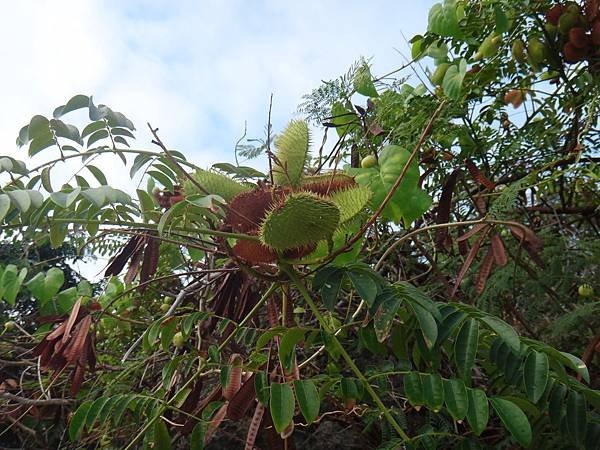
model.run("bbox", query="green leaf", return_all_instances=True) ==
[279,328,307,373]
[373,287,402,342]
[53,94,90,118]
[7,190,31,213]
[404,372,424,408]
[45,268,65,298]
[353,62,378,97]
[255,372,270,405]
[454,318,479,379]
[294,380,320,424]
[523,351,549,403]
[422,373,444,412]
[558,351,590,383]
[479,315,520,353]
[87,165,108,185]
[270,383,295,434]
[466,388,488,436]
[50,188,81,209]
[443,378,468,421]
[148,170,175,192]
[87,129,109,147]
[489,398,532,447]
[549,383,567,427]
[86,397,110,428]
[41,167,53,192]
[428,1,461,37]
[69,400,93,440]
[0,194,10,222]
[29,133,56,156]
[190,422,205,450]
[347,268,378,305]
[130,154,152,178]
[494,7,509,33]
[442,59,467,100]
[408,302,437,349]
[330,102,359,137]
[81,121,106,138]
[50,222,68,248]
[318,269,344,312]
[566,390,587,445]
[153,420,172,450]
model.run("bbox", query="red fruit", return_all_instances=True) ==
[563,42,588,62]
[569,27,591,48]
[592,20,600,45]
[546,4,565,25]
[503,89,525,108]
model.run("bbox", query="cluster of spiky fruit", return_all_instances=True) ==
[183,120,372,264]
[545,1,600,65]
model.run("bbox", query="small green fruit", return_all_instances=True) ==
[558,12,578,35]
[361,154,377,168]
[578,284,594,298]
[160,303,171,313]
[528,38,547,65]
[544,23,557,38]
[512,39,526,62]
[430,63,450,85]
[172,331,186,348]
[4,321,16,331]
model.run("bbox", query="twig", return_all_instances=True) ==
[1,392,74,406]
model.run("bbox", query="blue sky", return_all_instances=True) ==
[1,0,435,176]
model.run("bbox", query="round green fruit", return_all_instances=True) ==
[4,321,16,331]
[160,303,171,313]
[361,155,378,169]
[578,284,594,298]
[172,331,186,348]
[558,12,578,35]
[528,38,547,65]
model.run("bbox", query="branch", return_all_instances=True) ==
[1,392,75,406]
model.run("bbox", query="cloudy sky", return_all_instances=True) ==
[1,0,434,173]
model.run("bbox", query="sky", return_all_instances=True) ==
[0,0,434,172]
[0,0,436,277]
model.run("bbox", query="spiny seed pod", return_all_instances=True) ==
[546,4,565,25]
[430,62,450,85]
[329,186,372,230]
[512,39,526,62]
[260,192,340,251]
[232,239,277,264]
[300,173,356,196]
[183,169,249,202]
[563,41,588,62]
[569,27,590,48]
[272,120,310,188]
[475,33,501,60]
[226,188,277,233]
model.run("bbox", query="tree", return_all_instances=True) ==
[1,0,599,448]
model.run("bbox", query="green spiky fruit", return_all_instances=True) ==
[183,169,249,202]
[330,186,372,229]
[272,120,310,188]
[578,284,594,298]
[512,39,526,62]
[260,192,340,250]
[558,12,579,35]
[430,63,450,86]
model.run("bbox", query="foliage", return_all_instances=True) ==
[1,1,600,449]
